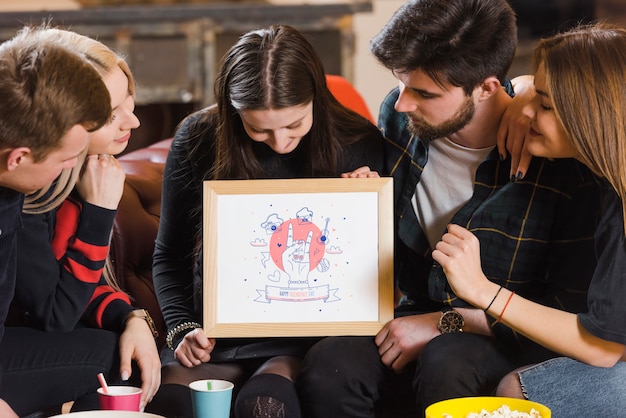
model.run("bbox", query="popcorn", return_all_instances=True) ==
[443,405,543,418]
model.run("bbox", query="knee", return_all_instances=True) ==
[299,336,378,393]
[496,371,524,399]
[418,336,474,379]
[160,361,201,385]
[255,356,301,381]
[302,337,376,378]
[161,361,247,387]
[299,338,345,389]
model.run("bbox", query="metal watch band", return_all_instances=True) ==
[126,309,159,338]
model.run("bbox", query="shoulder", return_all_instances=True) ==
[528,158,599,192]
[378,87,410,144]
[0,188,24,234]
[345,124,384,158]
[176,106,217,140]
[171,107,218,155]
[379,87,401,125]
[598,184,623,231]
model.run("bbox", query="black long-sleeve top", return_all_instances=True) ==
[11,191,133,333]
[153,108,385,350]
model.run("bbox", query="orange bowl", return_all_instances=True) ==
[425,396,551,418]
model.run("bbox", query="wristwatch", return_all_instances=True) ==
[126,309,159,338]
[437,307,464,333]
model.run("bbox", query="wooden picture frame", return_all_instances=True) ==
[202,177,394,337]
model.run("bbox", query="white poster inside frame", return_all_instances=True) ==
[202,177,394,337]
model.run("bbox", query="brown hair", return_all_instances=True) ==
[533,22,626,233]
[8,26,133,291]
[22,26,135,214]
[189,24,377,179]
[0,26,110,161]
[370,0,517,94]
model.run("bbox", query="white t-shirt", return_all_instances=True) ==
[412,137,494,249]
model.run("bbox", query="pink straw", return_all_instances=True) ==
[97,373,109,394]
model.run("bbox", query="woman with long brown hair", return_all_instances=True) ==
[433,22,626,416]
[153,24,384,418]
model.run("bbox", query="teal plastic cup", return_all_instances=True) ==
[189,379,234,418]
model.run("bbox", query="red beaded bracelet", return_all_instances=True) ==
[496,291,515,323]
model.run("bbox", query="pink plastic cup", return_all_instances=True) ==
[97,385,142,411]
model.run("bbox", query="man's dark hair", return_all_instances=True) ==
[370,0,517,94]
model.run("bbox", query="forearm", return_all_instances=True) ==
[485,287,624,367]
[17,211,96,330]
[153,243,198,329]
[154,138,203,332]
[85,290,133,332]
[455,307,492,336]
[17,202,116,330]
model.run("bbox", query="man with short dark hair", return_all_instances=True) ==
[298,0,602,416]
[0,31,110,416]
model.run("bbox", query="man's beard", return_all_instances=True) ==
[407,95,475,142]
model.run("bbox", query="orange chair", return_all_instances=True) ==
[325,74,376,124]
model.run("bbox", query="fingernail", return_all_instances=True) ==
[121,371,129,381]
[516,171,523,181]
[510,174,516,183]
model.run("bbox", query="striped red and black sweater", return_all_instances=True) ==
[10,190,133,333]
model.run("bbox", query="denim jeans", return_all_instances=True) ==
[518,357,626,416]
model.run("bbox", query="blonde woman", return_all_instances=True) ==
[2,26,160,416]
[433,22,626,416]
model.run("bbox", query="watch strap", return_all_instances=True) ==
[126,309,159,338]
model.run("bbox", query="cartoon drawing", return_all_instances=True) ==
[250,238,267,247]
[260,213,284,234]
[251,206,340,304]
[295,207,313,223]
[317,217,330,245]
[281,224,313,287]
[326,245,343,254]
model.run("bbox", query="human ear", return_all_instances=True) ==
[6,147,31,171]
[477,76,502,101]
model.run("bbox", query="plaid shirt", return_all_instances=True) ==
[380,86,603,349]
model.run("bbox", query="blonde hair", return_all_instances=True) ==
[23,26,135,213]
[0,27,110,159]
[22,26,136,290]
[534,22,626,233]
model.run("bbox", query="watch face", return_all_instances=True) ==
[439,310,464,333]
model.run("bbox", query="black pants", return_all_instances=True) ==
[0,327,135,416]
[297,333,540,418]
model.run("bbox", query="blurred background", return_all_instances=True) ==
[355,0,619,123]
[0,0,623,150]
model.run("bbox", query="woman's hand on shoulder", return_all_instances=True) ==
[174,328,216,368]
[76,154,126,209]
[341,166,380,178]
[497,75,535,180]
[119,316,161,412]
